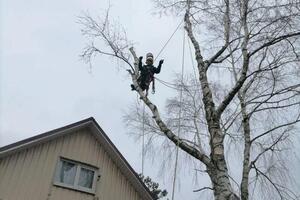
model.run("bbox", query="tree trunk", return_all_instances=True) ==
[207,124,240,200]
[239,94,251,200]
[210,168,239,200]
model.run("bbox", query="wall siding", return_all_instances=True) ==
[0,128,142,200]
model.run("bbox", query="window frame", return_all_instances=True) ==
[53,157,98,194]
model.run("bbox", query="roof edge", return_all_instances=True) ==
[0,117,94,154]
[88,118,154,200]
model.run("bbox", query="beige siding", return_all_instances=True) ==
[0,128,142,200]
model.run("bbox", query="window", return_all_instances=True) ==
[53,158,98,194]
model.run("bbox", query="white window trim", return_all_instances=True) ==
[53,157,98,194]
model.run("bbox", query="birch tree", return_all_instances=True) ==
[79,0,300,199]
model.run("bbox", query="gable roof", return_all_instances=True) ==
[0,117,154,200]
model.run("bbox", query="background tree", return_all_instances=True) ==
[139,174,168,200]
[79,0,300,199]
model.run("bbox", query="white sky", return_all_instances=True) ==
[0,0,204,199]
[1,1,299,199]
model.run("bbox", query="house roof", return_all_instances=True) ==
[0,117,154,200]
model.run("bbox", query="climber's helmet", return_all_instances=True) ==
[146,53,154,65]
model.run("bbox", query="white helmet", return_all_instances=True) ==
[146,53,154,61]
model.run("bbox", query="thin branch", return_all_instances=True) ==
[216,0,251,117]
[252,164,284,200]
[206,0,230,67]
[251,129,289,165]
[193,187,213,192]
[249,32,300,57]
[251,118,300,144]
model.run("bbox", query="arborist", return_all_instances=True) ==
[131,53,164,96]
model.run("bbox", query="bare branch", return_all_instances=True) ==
[216,0,251,117]
[251,118,300,144]
[206,0,230,67]
[193,186,213,193]
[78,11,134,71]
[249,32,300,57]
[251,129,289,165]
[252,164,284,200]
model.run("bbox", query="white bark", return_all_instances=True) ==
[184,3,239,199]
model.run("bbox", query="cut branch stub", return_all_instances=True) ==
[129,47,139,74]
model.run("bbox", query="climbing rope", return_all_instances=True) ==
[154,9,202,62]
[155,77,203,91]
[154,19,184,62]
[155,77,179,90]
[142,104,145,175]
[139,1,200,188]
[140,18,184,175]
[171,28,186,200]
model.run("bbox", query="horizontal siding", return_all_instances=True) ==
[0,128,142,200]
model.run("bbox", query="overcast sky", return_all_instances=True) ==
[1,1,299,199]
[0,0,204,199]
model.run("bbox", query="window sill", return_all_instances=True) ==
[53,182,96,195]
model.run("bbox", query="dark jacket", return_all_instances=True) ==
[139,61,162,74]
[138,59,162,90]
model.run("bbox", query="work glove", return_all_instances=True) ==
[159,59,164,64]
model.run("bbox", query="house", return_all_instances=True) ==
[0,117,153,200]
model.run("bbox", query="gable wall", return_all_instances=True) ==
[0,128,142,200]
